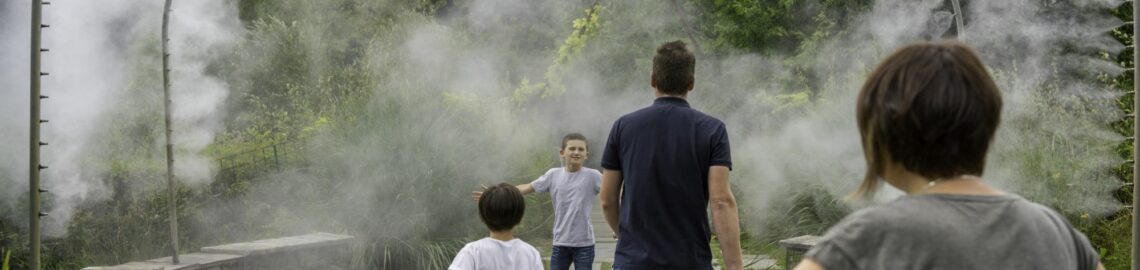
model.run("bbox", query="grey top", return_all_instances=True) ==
[806,193,1098,270]
[531,167,602,247]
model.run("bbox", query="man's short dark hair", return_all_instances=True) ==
[652,40,695,95]
[854,41,1003,198]
[561,133,588,151]
[478,183,526,232]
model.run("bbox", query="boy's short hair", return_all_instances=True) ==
[652,40,696,95]
[854,41,1002,198]
[478,183,526,232]
[561,133,588,150]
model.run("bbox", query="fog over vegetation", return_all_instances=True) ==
[0,0,1134,268]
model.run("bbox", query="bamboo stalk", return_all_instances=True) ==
[950,0,964,40]
[161,0,179,264]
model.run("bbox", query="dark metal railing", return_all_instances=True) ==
[215,140,306,183]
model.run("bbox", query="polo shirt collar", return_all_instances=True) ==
[654,96,690,108]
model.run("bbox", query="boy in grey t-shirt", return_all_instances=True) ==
[473,133,602,270]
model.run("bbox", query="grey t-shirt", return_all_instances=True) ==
[806,193,1098,270]
[531,167,602,247]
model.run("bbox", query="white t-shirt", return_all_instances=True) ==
[530,167,603,247]
[448,237,544,270]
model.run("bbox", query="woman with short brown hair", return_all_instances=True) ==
[795,41,1103,270]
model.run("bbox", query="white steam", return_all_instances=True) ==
[0,0,240,236]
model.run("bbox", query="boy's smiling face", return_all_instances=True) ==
[561,139,588,167]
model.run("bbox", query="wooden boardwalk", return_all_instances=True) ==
[590,198,617,268]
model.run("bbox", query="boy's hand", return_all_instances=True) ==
[470,184,489,202]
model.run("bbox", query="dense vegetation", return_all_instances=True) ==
[1,0,1134,269]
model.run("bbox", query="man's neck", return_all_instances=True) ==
[654,89,687,99]
[490,230,514,241]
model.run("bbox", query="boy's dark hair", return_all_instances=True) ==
[652,40,695,95]
[854,41,1002,198]
[478,183,526,232]
[561,133,588,151]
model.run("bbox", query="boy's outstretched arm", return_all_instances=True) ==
[516,183,534,194]
[793,259,824,270]
[471,183,535,202]
[600,169,622,237]
[709,165,743,270]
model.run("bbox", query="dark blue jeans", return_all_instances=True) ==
[550,245,594,270]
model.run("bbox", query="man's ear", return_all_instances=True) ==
[650,72,657,89]
[686,77,694,92]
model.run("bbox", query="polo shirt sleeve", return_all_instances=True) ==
[710,123,732,170]
[601,120,622,170]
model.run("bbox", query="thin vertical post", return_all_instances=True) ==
[161,0,179,264]
[950,0,964,40]
[29,0,44,269]
[1133,1,1140,269]
[273,144,280,172]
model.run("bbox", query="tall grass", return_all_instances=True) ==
[2,248,10,270]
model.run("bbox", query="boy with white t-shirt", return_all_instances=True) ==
[472,133,603,270]
[450,183,544,270]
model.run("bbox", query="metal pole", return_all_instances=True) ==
[29,0,44,269]
[161,0,179,264]
[1133,1,1140,269]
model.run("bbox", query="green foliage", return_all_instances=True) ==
[692,0,873,55]
[509,3,604,104]
[1082,211,1131,269]
[2,248,9,270]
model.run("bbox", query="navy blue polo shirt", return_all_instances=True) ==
[601,97,732,270]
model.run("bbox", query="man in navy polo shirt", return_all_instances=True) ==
[600,41,743,270]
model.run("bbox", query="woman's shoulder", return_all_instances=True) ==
[836,194,1013,229]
